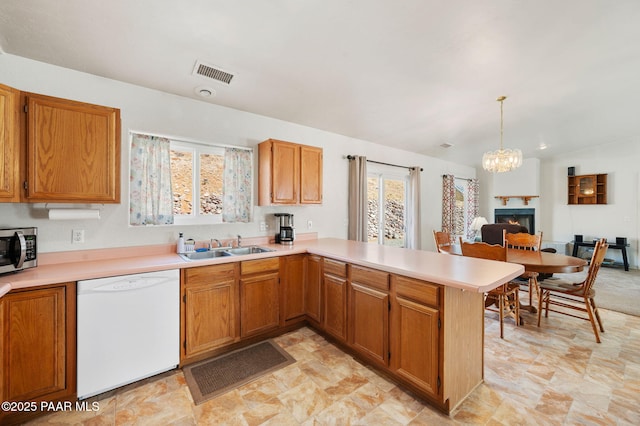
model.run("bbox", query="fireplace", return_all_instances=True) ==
[494,208,535,234]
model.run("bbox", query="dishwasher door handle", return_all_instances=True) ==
[80,277,171,293]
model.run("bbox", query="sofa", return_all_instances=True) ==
[480,223,529,245]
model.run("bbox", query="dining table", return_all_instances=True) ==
[439,244,588,273]
[439,244,588,315]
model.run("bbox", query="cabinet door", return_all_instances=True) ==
[271,141,299,204]
[240,273,280,337]
[2,284,75,403]
[184,280,238,358]
[0,84,20,202]
[281,254,306,323]
[323,273,347,341]
[349,283,389,366]
[300,145,322,204]
[25,93,120,203]
[305,255,322,324]
[391,296,440,396]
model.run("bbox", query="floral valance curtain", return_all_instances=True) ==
[129,133,174,226]
[222,147,253,223]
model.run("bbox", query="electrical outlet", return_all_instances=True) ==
[307,220,313,230]
[259,221,267,231]
[72,229,85,244]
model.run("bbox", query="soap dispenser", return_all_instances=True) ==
[177,233,185,254]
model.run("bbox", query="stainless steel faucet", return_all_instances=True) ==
[210,238,222,249]
[236,234,242,247]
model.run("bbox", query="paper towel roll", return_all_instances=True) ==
[48,209,101,220]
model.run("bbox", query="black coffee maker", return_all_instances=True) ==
[274,213,295,245]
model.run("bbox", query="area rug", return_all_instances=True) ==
[543,266,640,317]
[183,340,295,405]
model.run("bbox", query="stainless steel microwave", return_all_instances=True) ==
[0,227,37,274]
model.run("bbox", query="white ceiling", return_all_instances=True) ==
[1,0,639,167]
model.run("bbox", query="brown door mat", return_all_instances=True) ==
[183,339,295,405]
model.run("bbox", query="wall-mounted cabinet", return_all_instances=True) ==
[0,84,20,202]
[568,174,607,205]
[24,92,121,203]
[258,139,323,205]
[0,83,121,204]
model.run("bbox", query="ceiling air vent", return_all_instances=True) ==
[440,142,454,148]
[192,61,234,84]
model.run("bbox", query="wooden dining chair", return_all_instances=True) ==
[459,239,520,339]
[537,238,608,343]
[504,230,543,308]
[433,230,452,253]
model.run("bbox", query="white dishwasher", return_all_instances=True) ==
[77,269,180,399]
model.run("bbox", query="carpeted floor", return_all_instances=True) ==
[542,265,640,316]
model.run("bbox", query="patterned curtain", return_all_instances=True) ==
[129,133,174,226]
[466,178,480,240]
[441,174,455,239]
[222,148,253,223]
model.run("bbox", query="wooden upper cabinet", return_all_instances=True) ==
[300,145,323,204]
[0,84,20,202]
[270,140,299,204]
[258,139,323,205]
[568,174,607,205]
[24,92,121,203]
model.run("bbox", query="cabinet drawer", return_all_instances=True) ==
[185,263,236,285]
[351,265,389,292]
[240,258,280,275]
[394,275,440,308]
[323,258,347,277]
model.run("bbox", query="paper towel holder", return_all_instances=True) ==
[45,203,103,220]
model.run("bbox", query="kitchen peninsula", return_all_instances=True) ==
[0,237,523,421]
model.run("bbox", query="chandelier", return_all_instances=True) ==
[482,96,522,173]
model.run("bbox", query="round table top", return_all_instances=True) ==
[507,249,587,273]
[440,245,588,274]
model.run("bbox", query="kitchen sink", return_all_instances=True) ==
[225,246,275,255]
[179,246,275,261]
[179,249,232,261]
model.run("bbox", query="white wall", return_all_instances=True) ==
[0,54,474,253]
[477,158,542,234]
[477,143,639,268]
[539,140,639,267]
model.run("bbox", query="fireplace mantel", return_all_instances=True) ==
[495,195,539,206]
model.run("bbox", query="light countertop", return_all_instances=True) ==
[0,237,524,297]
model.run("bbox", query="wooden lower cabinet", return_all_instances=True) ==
[0,283,76,424]
[280,254,306,324]
[392,295,440,395]
[390,275,440,396]
[240,258,280,338]
[182,263,239,361]
[349,266,390,366]
[322,259,348,341]
[304,255,322,325]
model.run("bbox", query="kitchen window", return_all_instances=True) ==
[170,142,225,225]
[129,132,252,226]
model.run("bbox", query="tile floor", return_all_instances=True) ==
[29,308,640,425]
